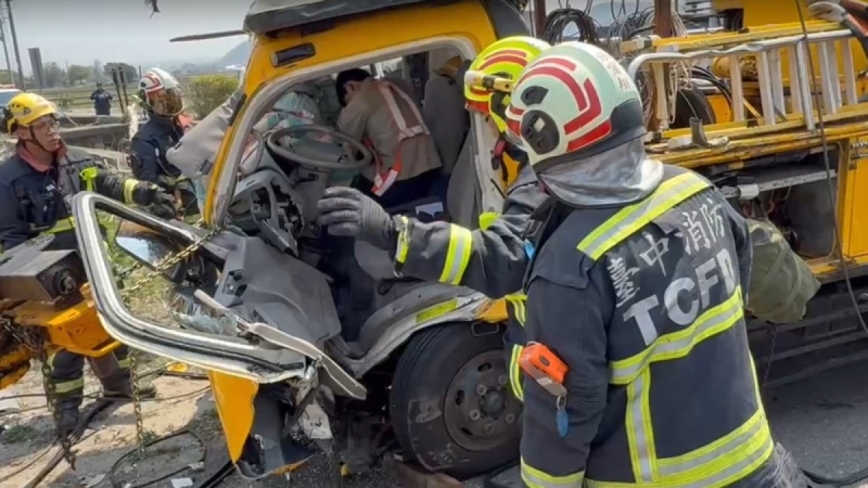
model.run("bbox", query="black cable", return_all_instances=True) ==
[0,387,210,486]
[109,429,206,488]
[543,8,601,45]
[21,399,113,488]
[0,386,211,418]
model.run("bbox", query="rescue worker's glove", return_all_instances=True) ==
[156,175,177,192]
[316,186,397,250]
[131,182,177,220]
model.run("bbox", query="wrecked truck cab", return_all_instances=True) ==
[75,0,530,481]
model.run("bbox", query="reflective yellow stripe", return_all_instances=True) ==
[117,357,132,369]
[53,377,85,394]
[626,369,657,482]
[521,458,584,488]
[80,166,98,193]
[439,224,472,285]
[609,287,744,385]
[576,172,710,260]
[657,409,768,477]
[478,211,499,230]
[506,293,527,326]
[584,436,773,488]
[39,217,75,235]
[598,285,771,488]
[395,216,410,264]
[123,178,140,204]
[509,344,524,401]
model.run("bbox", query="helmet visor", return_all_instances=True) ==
[149,86,184,117]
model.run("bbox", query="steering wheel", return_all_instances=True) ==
[265,125,372,172]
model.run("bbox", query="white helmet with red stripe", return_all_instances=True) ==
[138,67,184,117]
[504,42,646,171]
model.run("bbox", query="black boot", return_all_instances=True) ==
[56,405,79,439]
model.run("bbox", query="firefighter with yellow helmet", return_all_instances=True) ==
[0,92,174,438]
[504,42,807,487]
[316,36,551,402]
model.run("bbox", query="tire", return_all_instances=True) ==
[389,321,521,480]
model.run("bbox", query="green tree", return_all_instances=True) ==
[186,74,238,118]
[42,62,65,88]
[103,62,138,85]
[0,70,13,85]
[67,64,91,86]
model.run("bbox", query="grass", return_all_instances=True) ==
[40,76,215,110]
[1,424,38,444]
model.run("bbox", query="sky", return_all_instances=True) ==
[6,0,251,74]
[2,0,668,75]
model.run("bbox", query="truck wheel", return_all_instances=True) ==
[389,321,521,480]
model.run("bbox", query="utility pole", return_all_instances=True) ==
[0,5,12,86]
[4,0,24,89]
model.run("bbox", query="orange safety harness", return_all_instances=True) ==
[365,80,429,196]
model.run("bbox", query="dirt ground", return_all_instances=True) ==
[0,357,404,488]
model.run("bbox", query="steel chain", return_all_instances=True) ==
[0,316,76,467]
[129,350,146,458]
[115,221,223,460]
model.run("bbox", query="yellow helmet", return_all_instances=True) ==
[464,36,551,133]
[3,92,58,133]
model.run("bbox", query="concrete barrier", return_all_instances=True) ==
[58,123,129,151]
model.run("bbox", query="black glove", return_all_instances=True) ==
[156,175,177,192]
[149,190,177,219]
[316,186,396,250]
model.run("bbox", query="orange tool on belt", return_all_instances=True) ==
[519,342,568,398]
[520,342,571,437]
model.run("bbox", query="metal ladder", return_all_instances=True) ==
[625,27,858,131]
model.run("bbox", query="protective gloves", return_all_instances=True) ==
[131,182,177,219]
[316,186,397,250]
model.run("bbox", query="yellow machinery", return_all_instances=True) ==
[0,235,121,390]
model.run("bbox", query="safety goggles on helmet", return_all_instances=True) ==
[147,86,184,117]
[464,36,551,134]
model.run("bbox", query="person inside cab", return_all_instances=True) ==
[334,68,442,209]
[0,92,175,438]
[131,67,197,215]
[502,42,807,488]
[317,36,551,401]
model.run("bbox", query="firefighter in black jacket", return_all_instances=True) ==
[0,92,175,437]
[131,67,197,215]
[317,36,551,401]
[319,39,810,486]
[496,42,806,487]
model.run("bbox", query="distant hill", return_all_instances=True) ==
[220,41,252,68]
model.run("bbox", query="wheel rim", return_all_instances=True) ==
[443,350,522,452]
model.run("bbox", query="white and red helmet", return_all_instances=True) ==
[138,67,184,117]
[504,42,645,171]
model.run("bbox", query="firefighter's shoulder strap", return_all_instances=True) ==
[745,218,820,324]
